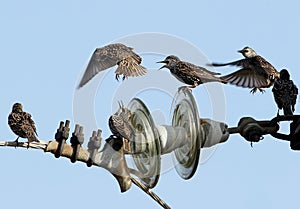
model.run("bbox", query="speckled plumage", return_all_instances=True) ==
[78,43,146,88]
[8,103,39,145]
[108,102,134,140]
[272,69,298,116]
[210,46,280,93]
[158,55,226,88]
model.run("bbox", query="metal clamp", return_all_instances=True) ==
[54,120,70,158]
[87,129,102,167]
[228,117,279,146]
[70,124,84,163]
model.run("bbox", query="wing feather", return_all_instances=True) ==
[221,68,269,88]
[78,43,141,87]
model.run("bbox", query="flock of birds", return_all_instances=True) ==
[7,43,298,147]
[78,43,298,115]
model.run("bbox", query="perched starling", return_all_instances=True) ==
[108,102,134,140]
[78,43,147,88]
[157,55,226,88]
[210,46,280,93]
[272,69,298,116]
[8,103,39,147]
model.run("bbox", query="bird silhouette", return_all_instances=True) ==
[157,55,226,88]
[78,43,146,88]
[8,103,39,148]
[210,46,279,93]
[272,69,298,116]
[109,102,134,140]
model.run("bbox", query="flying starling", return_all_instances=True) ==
[272,69,298,116]
[8,103,39,147]
[210,46,280,93]
[157,55,226,88]
[78,43,147,88]
[108,102,134,140]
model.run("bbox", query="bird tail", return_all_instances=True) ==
[115,59,147,78]
[27,134,40,143]
[283,106,293,116]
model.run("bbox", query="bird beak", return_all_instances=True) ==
[158,65,167,70]
[157,60,167,70]
[237,49,244,53]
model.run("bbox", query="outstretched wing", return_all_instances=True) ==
[211,56,278,76]
[221,68,269,88]
[78,43,141,88]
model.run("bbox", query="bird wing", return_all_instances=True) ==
[220,68,269,88]
[211,56,278,76]
[78,43,142,87]
[23,112,38,136]
[210,58,247,67]
[115,57,147,77]
[180,62,225,83]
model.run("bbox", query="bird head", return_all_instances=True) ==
[157,55,180,70]
[279,69,290,80]
[12,103,23,113]
[238,46,257,58]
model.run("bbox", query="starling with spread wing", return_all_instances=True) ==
[109,102,134,140]
[157,55,226,88]
[210,46,280,93]
[272,69,298,116]
[78,43,146,88]
[8,103,39,147]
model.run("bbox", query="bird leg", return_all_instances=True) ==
[250,87,265,94]
[27,141,31,149]
[115,74,120,81]
[14,137,20,148]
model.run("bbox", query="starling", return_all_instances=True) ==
[108,102,134,140]
[272,69,298,116]
[8,103,39,147]
[157,55,226,88]
[210,46,280,93]
[78,43,147,88]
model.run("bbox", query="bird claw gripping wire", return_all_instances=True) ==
[87,129,102,167]
[54,120,70,158]
[70,124,84,163]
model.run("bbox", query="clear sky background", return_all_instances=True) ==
[1,1,300,209]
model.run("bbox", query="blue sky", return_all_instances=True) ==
[1,1,300,209]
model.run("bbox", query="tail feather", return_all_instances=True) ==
[283,106,293,116]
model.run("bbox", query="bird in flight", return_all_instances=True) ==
[157,55,226,88]
[109,102,134,141]
[78,43,146,88]
[209,46,279,93]
[272,69,298,116]
[8,103,39,148]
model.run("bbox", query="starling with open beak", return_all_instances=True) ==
[157,55,226,88]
